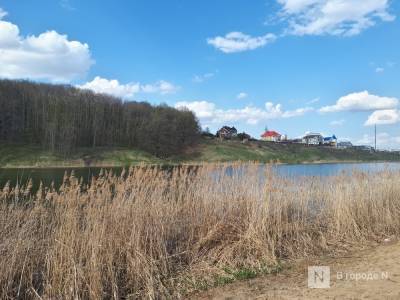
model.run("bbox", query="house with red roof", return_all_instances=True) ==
[261,130,282,142]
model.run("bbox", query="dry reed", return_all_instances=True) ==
[0,163,400,299]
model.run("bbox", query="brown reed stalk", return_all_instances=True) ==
[0,163,399,299]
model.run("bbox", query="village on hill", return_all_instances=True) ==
[204,125,376,152]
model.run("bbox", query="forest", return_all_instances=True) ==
[0,80,200,157]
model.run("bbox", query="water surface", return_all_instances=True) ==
[1,162,400,191]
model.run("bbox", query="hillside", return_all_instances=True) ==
[182,139,400,163]
[0,80,200,157]
[1,138,399,168]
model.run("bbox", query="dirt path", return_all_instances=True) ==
[193,241,400,300]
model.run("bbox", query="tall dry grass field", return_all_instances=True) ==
[1,164,400,299]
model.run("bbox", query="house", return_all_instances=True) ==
[237,132,251,141]
[216,126,238,139]
[302,133,323,145]
[353,145,374,152]
[323,135,337,147]
[261,130,282,142]
[337,141,353,149]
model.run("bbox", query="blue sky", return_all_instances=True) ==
[1,0,400,148]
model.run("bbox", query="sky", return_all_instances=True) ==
[1,0,400,149]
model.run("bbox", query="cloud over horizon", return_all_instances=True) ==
[320,91,399,113]
[365,109,400,126]
[357,132,400,149]
[78,76,179,99]
[175,100,313,126]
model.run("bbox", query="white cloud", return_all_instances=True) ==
[175,100,312,125]
[320,91,399,113]
[277,0,395,36]
[357,132,400,149]
[0,9,93,82]
[375,67,385,73]
[78,77,140,99]
[193,73,215,83]
[176,101,217,119]
[78,77,179,99]
[0,8,7,19]
[207,32,276,53]
[307,97,320,104]
[59,0,75,11]
[365,109,400,126]
[141,80,180,95]
[330,119,345,126]
[237,92,248,99]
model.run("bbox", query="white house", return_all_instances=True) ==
[302,133,323,145]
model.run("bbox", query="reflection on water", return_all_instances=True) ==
[1,162,400,191]
[0,167,124,192]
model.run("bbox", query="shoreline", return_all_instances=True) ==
[2,140,400,169]
[1,159,399,169]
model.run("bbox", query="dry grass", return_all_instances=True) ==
[1,163,400,299]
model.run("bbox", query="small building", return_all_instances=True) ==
[323,135,337,147]
[353,145,374,152]
[337,141,353,149]
[261,130,282,142]
[289,138,303,144]
[302,133,323,145]
[216,126,238,139]
[237,132,251,141]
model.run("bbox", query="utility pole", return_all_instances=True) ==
[375,124,377,151]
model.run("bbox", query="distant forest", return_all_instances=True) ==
[0,80,200,157]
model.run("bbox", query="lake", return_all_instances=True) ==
[1,162,400,191]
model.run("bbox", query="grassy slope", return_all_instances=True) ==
[187,139,400,163]
[0,144,163,168]
[1,139,400,167]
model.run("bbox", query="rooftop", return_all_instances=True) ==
[261,130,281,138]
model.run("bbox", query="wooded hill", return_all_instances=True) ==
[0,80,200,157]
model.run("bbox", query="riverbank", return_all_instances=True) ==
[1,139,400,168]
[1,164,400,298]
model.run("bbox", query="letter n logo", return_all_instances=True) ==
[308,266,330,288]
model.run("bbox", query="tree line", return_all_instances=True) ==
[0,80,200,157]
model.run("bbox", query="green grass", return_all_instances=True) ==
[213,264,284,289]
[0,144,162,168]
[1,138,400,168]
[181,263,284,295]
